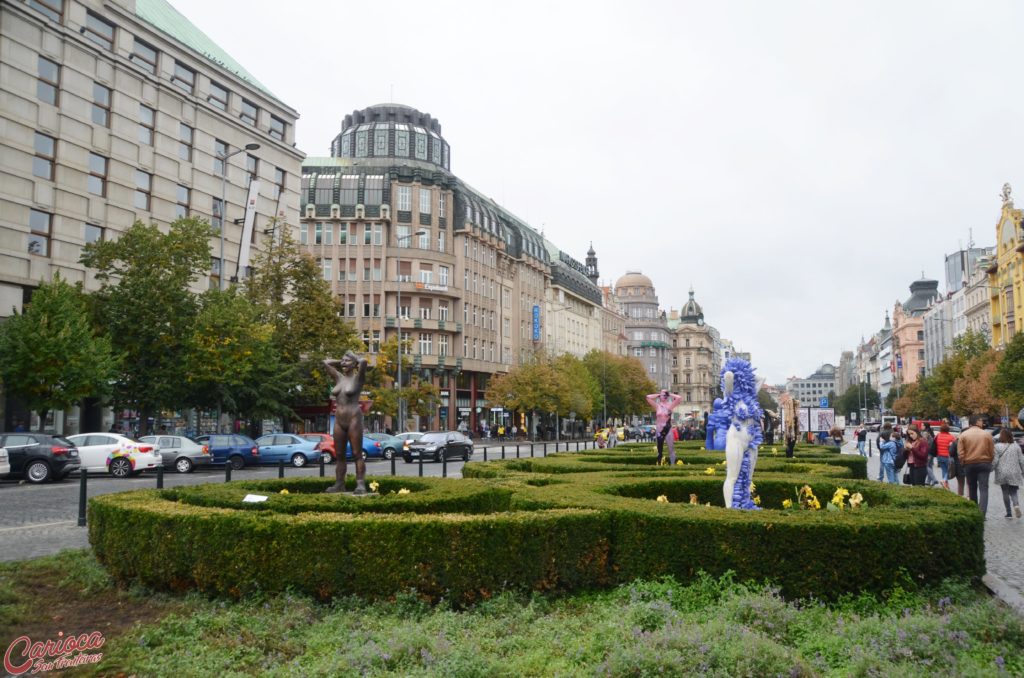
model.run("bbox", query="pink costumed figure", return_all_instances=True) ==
[646,389,683,465]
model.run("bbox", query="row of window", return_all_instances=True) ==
[26,208,105,257]
[27,2,289,142]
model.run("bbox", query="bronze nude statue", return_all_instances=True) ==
[323,351,368,494]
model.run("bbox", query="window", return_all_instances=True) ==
[84,223,103,244]
[415,133,427,160]
[37,56,59,105]
[269,115,286,141]
[134,170,152,210]
[398,302,410,318]
[33,132,55,180]
[87,153,106,196]
[208,81,228,111]
[364,175,384,205]
[463,337,468,357]
[439,302,449,321]
[418,228,430,249]
[419,333,432,355]
[917,330,924,341]
[28,0,62,23]
[437,230,446,253]
[374,128,387,155]
[397,186,411,211]
[397,224,411,247]
[439,335,449,357]
[396,127,409,156]
[212,197,223,232]
[175,184,190,219]
[213,139,227,175]
[84,12,115,51]
[240,99,258,126]
[132,38,158,74]
[323,222,333,245]
[347,257,357,281]
[419,301,431,320]
[419,265,433,284]
[314,174,333,205]
[419,188,431,214]
[439,193,447,218]
[918,349,925,359]
[322,258,331,281]
[91,82,110,126]
[339,175,358,205]
[178,123,193,161]
[315,222,323,245]
[398,260,411,282]
[245,154,258,180]
[138,104,155,145]
[299,223,308,245]
[439,266,449,286]
[28,209,51,256]
[172,61,195,93]
[211,256,221,279]
[272,167,285,201]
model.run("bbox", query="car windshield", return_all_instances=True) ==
[53,437,74,447]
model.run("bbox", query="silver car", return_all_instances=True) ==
[139,435,212,473]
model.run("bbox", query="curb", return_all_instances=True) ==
[982,573,1024,618]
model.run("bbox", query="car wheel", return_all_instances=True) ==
[322,452,334,464]
[175,457,193,473]
[433,450,442,463]
[229,455,245,470]
[25,460,51,484]
[403,455,412,464]
[291,454,307,468]
[109,457,132,478]
[463,449,470,462]
[383,448,394,461]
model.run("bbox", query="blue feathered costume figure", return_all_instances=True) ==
[707,358,763,509]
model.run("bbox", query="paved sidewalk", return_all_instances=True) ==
[840,433,1023,613]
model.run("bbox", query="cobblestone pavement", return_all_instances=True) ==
[839,432,1023,602]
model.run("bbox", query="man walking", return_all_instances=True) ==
[959,414,995,515]
[856,426,868,457]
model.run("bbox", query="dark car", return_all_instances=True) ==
[366,433,404,460]
[193,434,260,470]
[0,433,81,483]
[403,431,473,463]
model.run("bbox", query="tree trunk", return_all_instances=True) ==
[36,409,49,433]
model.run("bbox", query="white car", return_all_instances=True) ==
[0,447,9,477]
[66,433,161,478]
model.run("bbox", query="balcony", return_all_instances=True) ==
[638,340,671,349]
[385,316,462,333]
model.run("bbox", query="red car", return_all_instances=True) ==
[300,433,336,462]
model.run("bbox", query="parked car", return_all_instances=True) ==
[299,433,335,462]
[193,434,260,469]
[254,433,322,467]
[139,435,212,473]
[0,446,11,477]
[366,432,405,460]
[394,432,424,444]
[66,433,161,478]
[0,433,80,483]
[403,431,473,463]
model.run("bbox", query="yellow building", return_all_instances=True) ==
[987,183,1024,347]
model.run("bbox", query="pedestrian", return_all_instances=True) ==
[922,423,938,487]
[933,423,956,490]
[785,433,796,458]
[856,426,868,458]
[904,425,929,486]
[949,437,967,496]
[993,428,1023,518]
[958,414,995,515]
[876,425,894,481]
[829,426,844,449]
[878,430,899,484]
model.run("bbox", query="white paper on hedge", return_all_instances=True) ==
[242,494,268,503]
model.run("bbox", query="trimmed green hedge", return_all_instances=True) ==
[88,444,982,605]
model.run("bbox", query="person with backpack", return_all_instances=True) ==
[878,430,900,484]
[905,425,930,486]
[948,437,966,497]
[875,424,893,481]
[993,428,1024,518]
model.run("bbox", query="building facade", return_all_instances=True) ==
[785,364,838,405]
[1,0,302,431]
[668,289,720,420]
[614,271,672,391]
[987,185,1023,347]
[891,278,940,387]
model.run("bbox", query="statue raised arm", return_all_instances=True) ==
[323,352,369,494]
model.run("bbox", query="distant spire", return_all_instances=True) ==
[585,242,599,284]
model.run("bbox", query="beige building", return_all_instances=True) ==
[668,289,719,419]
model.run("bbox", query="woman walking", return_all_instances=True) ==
[993,429,1024,518]
[905,425,930,486]
[933,424,956,490]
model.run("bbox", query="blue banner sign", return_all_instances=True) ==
[532,305,541,341]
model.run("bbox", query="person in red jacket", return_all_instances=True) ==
[905,425,930,486]
[933,423,956,490]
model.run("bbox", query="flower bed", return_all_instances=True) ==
[88,445,982,605]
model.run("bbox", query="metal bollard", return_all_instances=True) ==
[156,463,164,489]
[77,469,87,527]
[484,446,488,462]
[319,453,325,477]
[442,454,448,478]
[225,463,232,482]
[418,453,424,477]
[530,443,534,458]
[501,445,505,460]
[390,454,396,476]
[516,444,520,458]
[543,443,547,457]
[278,459,285,479]
[576,440,580,451]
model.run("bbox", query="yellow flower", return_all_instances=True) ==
[369,481,380,493]
[656,494,669,503]
[676,460,684,466]
[704,467,716,475]
[849,492,863,509]
[749,482,756,493]
[700,447,706,451]
[279,489,289,495]
[753,496,761,506]
[719,460,727,466]
[809,497,821,510]
[397,488,410,495]
[772,447,778,455]
[782,499,793,509]
[689,494,699,505]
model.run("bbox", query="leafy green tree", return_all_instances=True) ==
[950,349,1006,417]
[486,356,570,432]
[80,218,211,435]
[581,351,657,420]
[757,387,777,414]
[992,332,1024,414]
[835,383,881,419]
[0,274,119,430]
[552,353,598,420]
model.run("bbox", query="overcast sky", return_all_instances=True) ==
[172,0,1022,384]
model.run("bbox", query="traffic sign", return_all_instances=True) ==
[819,397,828,407]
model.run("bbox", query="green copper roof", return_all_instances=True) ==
[135,0,276,99]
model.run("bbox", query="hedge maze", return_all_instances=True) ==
[88,441,984,605]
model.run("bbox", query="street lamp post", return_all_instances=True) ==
[217,143,260,290]
[394,229,427,431]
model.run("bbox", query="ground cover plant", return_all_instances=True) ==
[1,550,1021,677]
[87,443,984,604]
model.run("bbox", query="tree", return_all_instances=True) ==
[892,383,917,418]
[950,349,1007,417]
[0,275,119,430]
[834,383,880,420]
[581,351,656,421]
[757,387,777,414]
[486,356,570,433]
[551,353,598,420]
[80,218,211,435]
[992,332,1024,415]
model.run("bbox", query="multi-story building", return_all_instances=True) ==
[668,289,718,420]
[987,185,1023,347]
[598,284,628,356]
[922,295,955,374]
[1,0,302,430]
[836,350,855,396]
[543,241,604,358]
[301,103,564,433]
[785,364,838,405]
[614,271,671,391]
[891,278,939,386]
[964,253,995,340]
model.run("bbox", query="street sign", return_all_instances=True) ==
[819,397,828,408]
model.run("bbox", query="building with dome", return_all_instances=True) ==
[613,271,672,391]
[667,288,722,419]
